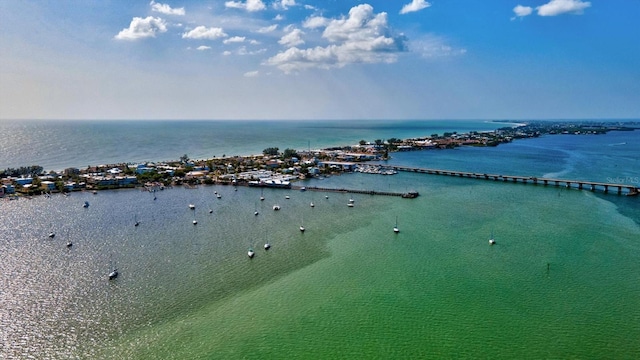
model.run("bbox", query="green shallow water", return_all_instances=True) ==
[95,176,640,359]
[2,127,640,359]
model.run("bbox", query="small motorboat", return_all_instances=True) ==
[273,205,280,211]
[189,204,195,210]
[48,232,55,238]
[264,243,271,250]
[193,220,198,225]
[66,241,73,248]
[83,201,90,208]
[248,248,255,258]
[108,268,118,280]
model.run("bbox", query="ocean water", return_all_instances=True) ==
[1,120,639,359]
[0,119,506,171]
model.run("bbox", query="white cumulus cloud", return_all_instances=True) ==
[512,5,533,18]
[150,1,185,16]
[303,16,329,29]
[278,28,305,48]
[225,0,266,12]
[182,26,228,40]
[114,16,167,40]
[400,0,431,15]
[224,36,246,44]
[273,0,296,10]
[244,70,260,77]
[266,4,407,73]
[537,0,591,16]
[196,45,212,51]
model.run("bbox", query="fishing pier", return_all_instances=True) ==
[290,185,419,198]
[381,165,639,196]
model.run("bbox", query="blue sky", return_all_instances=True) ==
[1,0,638,120]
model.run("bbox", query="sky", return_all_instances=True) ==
[1,0,639,120]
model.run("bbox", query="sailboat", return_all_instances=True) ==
[393,216,399,233]
[248,248,255,258]
[83,201,90,208]
[134,214,139,227]
[299,215,305,232]
[189,203,195,210]
[260,188,265,201]
[48,231,55,238]
[489,230,496,245]
[254,202,259,216]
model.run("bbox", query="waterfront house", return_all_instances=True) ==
[41,181,57,192]
[15,177,33,186]
[2,184,15,195]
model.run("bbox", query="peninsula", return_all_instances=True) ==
[1,120,637,197]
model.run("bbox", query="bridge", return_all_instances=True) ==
[381,165,639,196]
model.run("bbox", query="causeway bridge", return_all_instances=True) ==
[381,165,639,196]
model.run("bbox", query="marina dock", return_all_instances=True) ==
[381,165,639,196]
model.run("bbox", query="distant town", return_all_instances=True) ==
[1,120,637,198]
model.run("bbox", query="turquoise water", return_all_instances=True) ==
[1,121,639,359]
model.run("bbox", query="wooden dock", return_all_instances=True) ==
[381,165,639,196]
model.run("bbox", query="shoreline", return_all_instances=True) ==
[2,120,638,198]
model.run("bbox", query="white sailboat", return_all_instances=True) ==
[260,188,265,201]
[189,204,195,210]
[489,230,495,245]
[393,216,399,233]
[134,214,139,227]
[300,215,305,232]
[248,248,255,258]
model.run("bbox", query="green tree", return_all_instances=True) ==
[180,154,190,164]
[283,148,299,159]
[263,147,279,156]
[359,139,367,146]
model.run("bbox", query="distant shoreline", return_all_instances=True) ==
[1,120,638,197]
